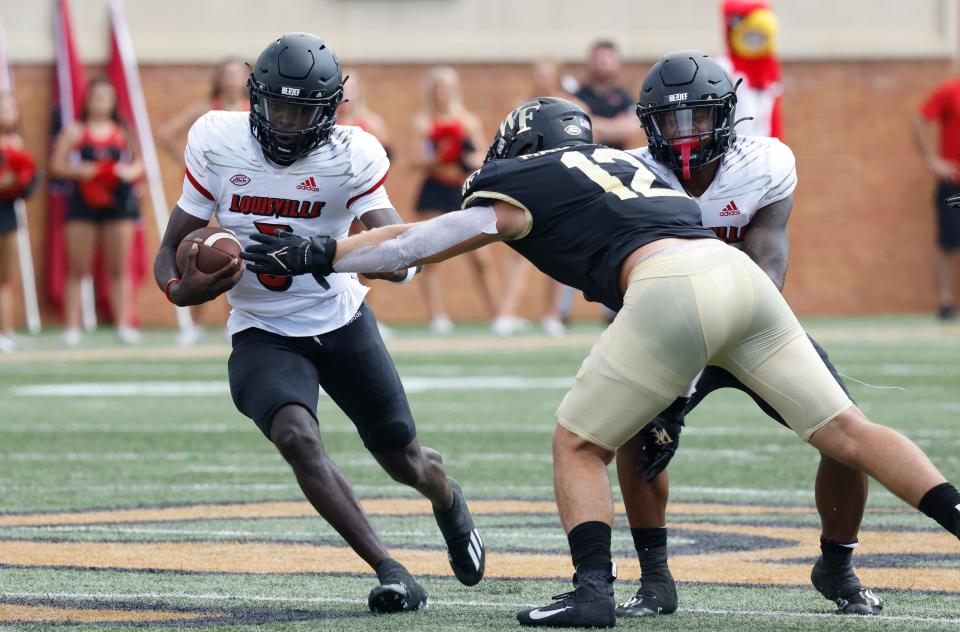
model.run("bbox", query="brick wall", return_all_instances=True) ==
[5,60,956,327]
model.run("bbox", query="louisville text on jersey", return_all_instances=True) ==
[229,194,325,219]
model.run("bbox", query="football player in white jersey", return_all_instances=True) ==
[152,33,485,613]
[615,51,883,617]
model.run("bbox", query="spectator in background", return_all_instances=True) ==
[564,42,639,325]
[412,66,497,335]
[339,70,392,155]
[572,41,637,150]
[493,59,570,336]
[0,93,37,352]
[159,57,249,160]
[914,78,960,320]
[159,57,248,345]
[50,78,144,346]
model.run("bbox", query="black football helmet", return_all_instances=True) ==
[248,33,344,165]
[485,97,593,162]
[636,50,738,179]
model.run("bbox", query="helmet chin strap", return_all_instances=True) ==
[671,137,697,179]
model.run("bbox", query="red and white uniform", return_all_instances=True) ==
[630,135,796,246]
[177,111,391,337]
[718,55,781,139]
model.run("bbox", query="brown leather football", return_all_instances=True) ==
[176,227,241,274]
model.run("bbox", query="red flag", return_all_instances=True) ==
[45,0,87,317]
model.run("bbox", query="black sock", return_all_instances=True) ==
[631,527,670,581]
[568,521,612,572]
[374,558,406,583]
[631,527,667,553]
[919,482,960,538]
[819,537,855,571]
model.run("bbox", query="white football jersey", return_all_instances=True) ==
[629,136,796,246]
[177,111,393,337]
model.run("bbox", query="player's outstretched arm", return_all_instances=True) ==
[356,207,413,283]
[741,194,793,291]
[240,201,529,278]
[333,201,529,272]
[154,206,242,306]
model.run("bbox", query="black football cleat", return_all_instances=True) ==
[811,555,884,615]
[616,569,678,617]
[433,477,485,586]
[517,564,616,627]
[368,559,428,614]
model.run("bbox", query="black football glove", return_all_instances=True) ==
[947,193,960,208]
[241,231,337,278]
[634,414,683,483]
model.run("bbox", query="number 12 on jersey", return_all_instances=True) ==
[561,147,686,200]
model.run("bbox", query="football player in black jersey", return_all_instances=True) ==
[243,98,960,629]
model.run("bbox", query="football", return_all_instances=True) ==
[176,227,242,275]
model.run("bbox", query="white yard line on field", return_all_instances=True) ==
[8,376,573,397]
[0,591,958,624]
[3,524,649,543]
[0,482,899,501]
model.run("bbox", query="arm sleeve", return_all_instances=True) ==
[176,114,218,220]
[757,139,797,207]
[345,129,392,218]
[334,205,499,273]
[920,83,949,121]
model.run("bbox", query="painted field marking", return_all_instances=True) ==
[9,376,573,397]
[0,482,907,502]
[0,500,953,592]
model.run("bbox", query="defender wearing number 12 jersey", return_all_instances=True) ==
[154,32,485,616]
[462,145,710,311]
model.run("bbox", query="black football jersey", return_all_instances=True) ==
[462,144,714,311]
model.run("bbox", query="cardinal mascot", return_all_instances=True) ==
[720,0,783,139]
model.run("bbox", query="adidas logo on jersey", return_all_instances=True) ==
[296,177,320,192]
[719,200,741,216]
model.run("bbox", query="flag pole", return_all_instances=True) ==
[108,0,192,331]
[0,15,41,334]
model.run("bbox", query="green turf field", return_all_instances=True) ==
[0,316,958,631]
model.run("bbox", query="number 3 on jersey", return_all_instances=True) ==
[252,221,293,292]
[561,147,686,200]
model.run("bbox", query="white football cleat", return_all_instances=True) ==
[491,316,531,336]
[376,321,394,341]
[541,316,566,337]
[430,315,454,335]
[0,334,15,353]
[62,328,82,348]
[116,326,142,346]
[176,324,205,347]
